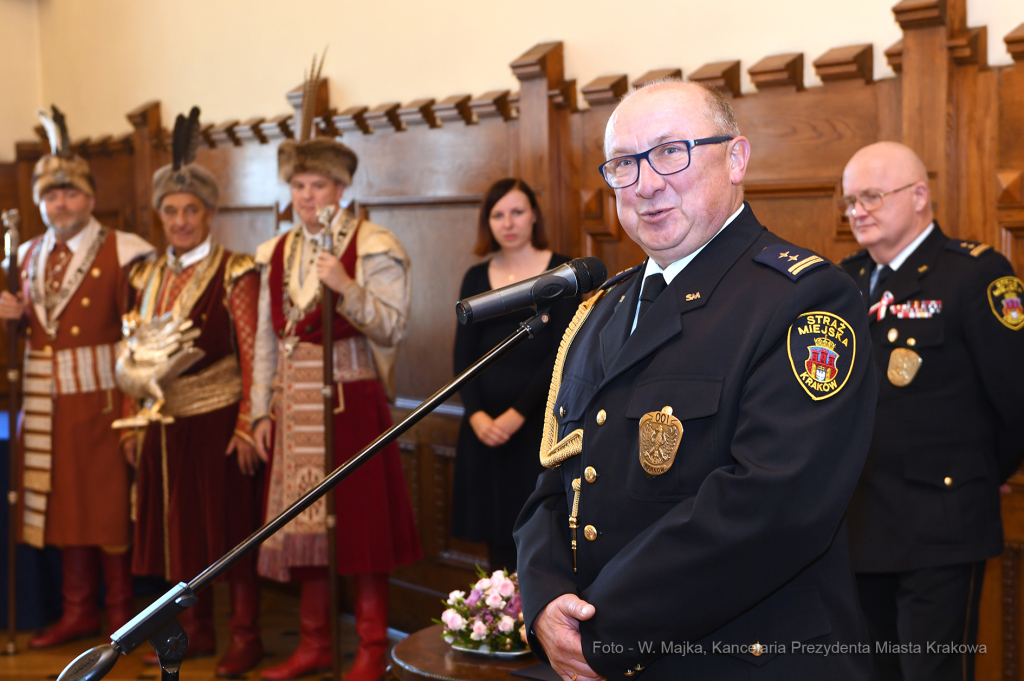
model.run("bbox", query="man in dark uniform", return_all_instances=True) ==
[840,141,1024,681]
[513,80,878,681]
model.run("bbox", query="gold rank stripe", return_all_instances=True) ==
[789,255,824,276]
[971,243,991,257]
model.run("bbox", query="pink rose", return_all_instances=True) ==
[470,619,489,641]
[474,578,491,591]
[443,610,466,631]
[447,590,465,605]
[498,579,516,598]
[485,592,506,610]
[498,615,515,633]
[492,569,506,581]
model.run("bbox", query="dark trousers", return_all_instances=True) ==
[856,562,985,681]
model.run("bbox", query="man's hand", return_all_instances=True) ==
[534,594,602,681]
[469,411,511,447]
[253,418,273,462]
[227,434,263,476]
[315,252,353,294]
[0,291,25,322]
[121,434,138,467]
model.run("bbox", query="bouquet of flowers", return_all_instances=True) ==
[436,566,529,654]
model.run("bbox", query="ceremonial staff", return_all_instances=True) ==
[316,204,341,681]
[2,208,20,656]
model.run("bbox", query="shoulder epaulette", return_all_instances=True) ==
[129,259,157,292]
[945,240,992,258]
[840,249,868,265]
[599,262,643,291]
[224,252,257,293]
[754,244,829,281]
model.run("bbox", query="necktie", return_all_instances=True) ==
[636,273,668,326]
[869,265,893,306]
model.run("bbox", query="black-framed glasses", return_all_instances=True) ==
[838,182,917,214]
[599,136,734,189]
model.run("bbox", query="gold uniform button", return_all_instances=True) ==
[907,338,916,347]
[559,406,566,418]
[596,409,607,425]
[80,297,90,308]
[887,328,898,342]
[944,476,953,487]
[634,664,644,671]
[70,326,80,337]
[90,267,101,278]
[584,466,597,483]
[751,642,764,657]
[43,345,53,354]
[584,525,597,541]
[624,671,635,678]
[25,327,32,336]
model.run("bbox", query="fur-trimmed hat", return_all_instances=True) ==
[152,106,220,210]
[277,50,358,187]
[31,106,96,205]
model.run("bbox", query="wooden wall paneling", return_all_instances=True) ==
[748,53,804,92]
[689,61,742,97]
[126,101,164,245]
[631,68,682,89]
[0,162,18,409]
[998,25,1024,274]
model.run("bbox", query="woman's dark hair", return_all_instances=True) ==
[473,178,548,256]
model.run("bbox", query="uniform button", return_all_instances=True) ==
[596,409,607,425]
[25,327,31,336]
[634,664,644,671]
[662,406,673,415]
[43,345,52,354]
[584,525,597,541]
[90,267,101,278]
[887,328,898,342]
[944,476,953,487]
[751,642,764,657]
[80,297,90,308]
[907,338,916,347]
[70,326,80,337]
[584,466,597,483]
[624,671,635,678]
[559,406,566,418]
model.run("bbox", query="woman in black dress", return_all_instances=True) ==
[451,178,578,572]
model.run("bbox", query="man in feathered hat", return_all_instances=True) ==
[250,62,421,681]
[0,106,155,647]
[121,107,265,676]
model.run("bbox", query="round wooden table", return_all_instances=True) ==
[389,624,542,681]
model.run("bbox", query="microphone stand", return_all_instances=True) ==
[2,209,19,656]
[57,306,555,681]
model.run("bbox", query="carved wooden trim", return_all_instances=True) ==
[235,117,267,144]
[949,26,987,67]
[1002,544,1022,681]
[366,102,404,132]
[259,114,293,141]
[632,68,682,89]
[84,135,113,156]
[126,100,161,243]
[813,44,873,84]
[110,132,134,153]
[210,120,241,147]
[580,188,620,241]
[998,169,1023,206]
[434,95,474,125]
[748,53,804,91]
[334,106,372,135]
[689,61,742,97]
[581,75,628,107]
[398,99,439,128]
[508,92,520,119]
[469,90,512,121]
[357,194,483,208]
[549,78,578,112]
[1007,23,1024,62]
[510,42,564,86]
[315,110,339,138]
[892,0,947,30]
[885,40,904,73]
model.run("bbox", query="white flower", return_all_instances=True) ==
[498,579,516,598]
[485,592,506,610]
[474,578,491,591]
[498,615,515,633]
[470,619,489,641]
[492,569,506,581]
[442,609,466,631]
[447,590,465,605]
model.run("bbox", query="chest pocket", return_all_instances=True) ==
[624,376,723,501]
[881,317,944,350]
[554,375,597,439]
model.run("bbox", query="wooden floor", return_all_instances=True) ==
[0,583,396,681]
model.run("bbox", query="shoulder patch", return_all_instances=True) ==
[987,276,1024,330]
[600,262,643,291]
[224,252,257,292]
[788,311,856,400]
[755,245,829,281]
[945,240,992,258]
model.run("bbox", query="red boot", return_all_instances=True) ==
[142,588,216,664]
[345,574,390,681]
[100,550,134,636]
[215,580,264,676]
[29,547,101,648]
[260,579,332,680]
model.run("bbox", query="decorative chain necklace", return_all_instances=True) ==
[280,216,356,337]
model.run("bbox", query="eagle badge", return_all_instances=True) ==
[788,311,856,401]
[639,407,682,476]
[988,276,1024,330]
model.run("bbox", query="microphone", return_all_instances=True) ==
[456,257,607,325]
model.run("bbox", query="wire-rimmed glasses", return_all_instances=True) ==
[599,136,735,189]
[837,183,918,214]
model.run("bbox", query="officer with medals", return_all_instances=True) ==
[513,81,878,681]
[839,142,1024,681]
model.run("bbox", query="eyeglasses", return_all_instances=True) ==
[838,182,917,214]
[599,137,735,189]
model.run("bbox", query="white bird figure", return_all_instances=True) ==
[111,311,206,428]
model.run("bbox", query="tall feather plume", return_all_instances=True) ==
[171,113,188,171]
[52,106,70,157]
[183,106,201,166]
[299,48,328,142]
[171,106,202,170]
[37,109,60,156]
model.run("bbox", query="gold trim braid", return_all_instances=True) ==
[162,355,243,418]
[539,290,606,468]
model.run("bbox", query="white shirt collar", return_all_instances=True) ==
[885,222,935,272]
[632,203,744,333]
[168,235,212,270]
[299,206,343,245]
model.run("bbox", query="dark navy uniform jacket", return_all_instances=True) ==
[514,205,879,680]
[841,225,1024,573]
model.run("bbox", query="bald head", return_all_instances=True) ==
[842,141,933,264]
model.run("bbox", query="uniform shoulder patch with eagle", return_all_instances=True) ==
[988,276,1024,330]
[787,311,856,400]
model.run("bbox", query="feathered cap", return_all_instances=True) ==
[31,106,96,205]
[278,51,358,186]
[152,106,220,210]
